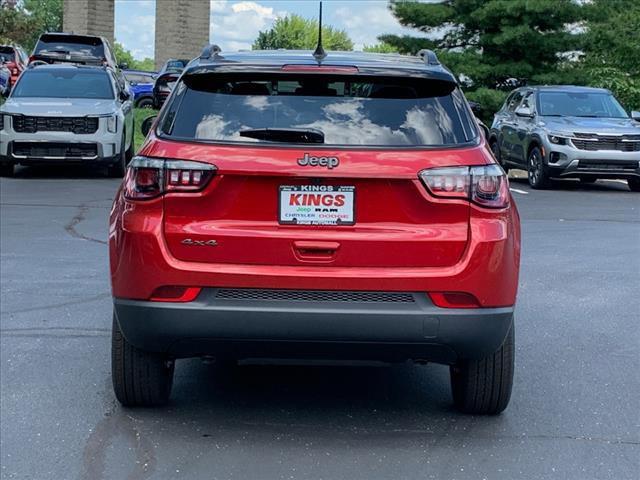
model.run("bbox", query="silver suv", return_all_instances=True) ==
[0,64,134,177]
[490,86,640,191]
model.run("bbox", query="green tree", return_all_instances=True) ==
[0,0,62,51]
[380,0,585,90]
[580,0,640,109]
[113,42,155,72]
[253,14,353,51]
[362,42,398,53]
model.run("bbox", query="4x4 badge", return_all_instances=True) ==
[297,153,339,169]
[181,239,218,247]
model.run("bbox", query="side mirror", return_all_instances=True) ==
[515,106,534,117]
[631,111,640,122]
[118,63,129,70]
[119,90,131,102]
[141,115,157,137]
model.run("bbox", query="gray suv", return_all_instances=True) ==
[0,64,134,177]
[490,86,640,191]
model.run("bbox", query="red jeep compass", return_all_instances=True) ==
[109,48,520,414]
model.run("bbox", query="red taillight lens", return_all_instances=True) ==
[150,286,201,302]
[123,156,216,200]
[429,292,481,309]
[11,68,18,75]
[419,164,509,208]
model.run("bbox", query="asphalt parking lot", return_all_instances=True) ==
[1,167,638,480]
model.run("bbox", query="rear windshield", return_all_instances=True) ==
[160,73,477,147]
[34,35,105,59]
[12,69,114,99]
[0,47,15,63]
[538,91,628,118]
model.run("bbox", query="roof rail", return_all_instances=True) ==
[417,49,440,66]
[200,44,222,60]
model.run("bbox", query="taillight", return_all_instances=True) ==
[123,156,216,200]
[419,164,509,208]
[11,68,18,75]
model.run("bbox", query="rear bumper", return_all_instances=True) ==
[114,289,514,363]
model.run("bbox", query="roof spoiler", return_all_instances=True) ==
[200,44,222,60]
[417,49,440,66]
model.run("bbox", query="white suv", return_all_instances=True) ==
[0,64,134,177]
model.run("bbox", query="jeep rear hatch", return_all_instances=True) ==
[149,72,484,268]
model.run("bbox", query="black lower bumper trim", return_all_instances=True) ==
[113,289,514,364]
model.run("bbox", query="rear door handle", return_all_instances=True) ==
[293,241,340,261]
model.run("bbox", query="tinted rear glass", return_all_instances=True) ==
[160,73,476,147]
[34,35,105,58]
[0,47,15,63]
[12,69,114,99]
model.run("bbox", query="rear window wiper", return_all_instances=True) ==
[239,127,325,144]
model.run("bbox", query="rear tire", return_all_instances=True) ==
[0,163,14,177]
[111,313,174,407]
[450,324,514,415]
[627,178,640,192]
[136,97,153,109]
[527,146,549,189]
[107,132,128,177]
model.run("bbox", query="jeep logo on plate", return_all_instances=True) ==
[297,153,339,169]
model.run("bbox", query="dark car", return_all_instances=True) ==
[152,59,188,109]
[490,86,640,191]
[0,44,28,90]
[30,32,118,68]
[110,47,520,414]
[123,69,156,108]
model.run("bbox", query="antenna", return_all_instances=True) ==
[313,1,327,62]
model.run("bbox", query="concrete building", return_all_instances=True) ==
[154,0,210,70]
[62,0,115,45]
[61,0,211,70]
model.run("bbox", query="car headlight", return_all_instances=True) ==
[548,133,569,145]
[107,115,118,133]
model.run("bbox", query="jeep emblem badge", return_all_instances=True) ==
[297,153,339,169]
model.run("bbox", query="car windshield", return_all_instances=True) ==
[34,36,104,58]
[160,73,477,147]
[0,48,15,63]
[12,69,114,99]
[538,91,628,118]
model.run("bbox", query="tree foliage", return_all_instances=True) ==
[0,0,62,51]
[362,42,398,53]
[380,0,639,112]
[253,14,353,51]
[113,42,155,72]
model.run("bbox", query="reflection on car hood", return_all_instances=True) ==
[0,98,117,116]
[540,116,640,135]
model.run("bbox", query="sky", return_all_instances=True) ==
[114,0,421,60]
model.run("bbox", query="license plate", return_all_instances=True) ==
[279,186,355,225]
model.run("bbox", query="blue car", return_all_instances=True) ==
[123,69,156,108]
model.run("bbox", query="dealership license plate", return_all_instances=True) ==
[279,186,355,225]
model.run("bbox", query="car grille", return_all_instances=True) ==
[571,133,640,152]
[577,160,639,171]
[215,289,416,303]
[12,115,99,134]
[11,142,98,159]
